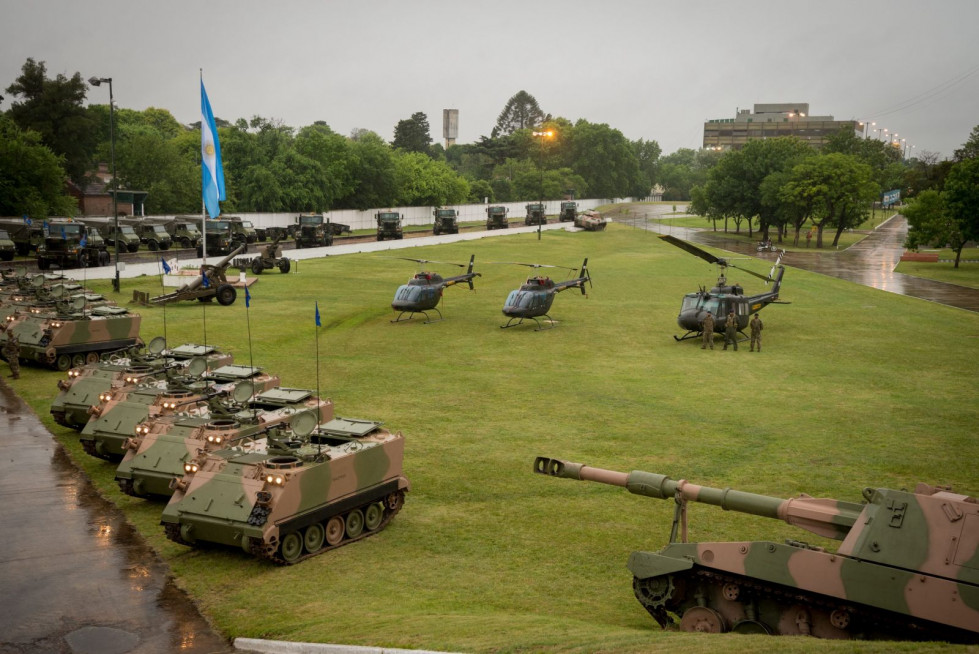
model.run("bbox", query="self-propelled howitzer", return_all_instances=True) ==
[533,456,979,642]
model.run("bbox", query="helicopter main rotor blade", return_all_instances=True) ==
[486,261,578,271]
[658,235,722,265]
[394,257,465,267]
[728,262,774,282]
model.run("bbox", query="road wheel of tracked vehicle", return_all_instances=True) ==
[364,503,384,531]
[85,352,100,364]
[71,354,86,368]
[303,524,325,554]
[345,509,364,539]
[325,516,344,545]
[278,259,290,274]
[279,532,303,563]
[731,619,772,635]
[251,258,264,275]
[215,284,237,306]
[55,353,72,372]
[679,606,726,633]
[98,251,110,266]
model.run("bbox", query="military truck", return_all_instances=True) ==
[120,217,172,251]
[376,211,403,241]
[525,203,547,226]
[196,219,237,257]
[80,217,142,253]
[294,214,334,248]
[485,206,509,230]
[432,208,459,235]
[0,217,45,255]
[161,412,410,564]
[167,217,204,249]
[36,219,111,269]
[558,201,578,222]
[0,229,17,261]
[225,216,258,246]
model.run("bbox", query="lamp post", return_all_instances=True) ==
[88,76,119,292]
[863,120,875,139]
[531,129,553,241]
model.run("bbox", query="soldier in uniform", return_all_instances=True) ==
[722,311,738,351]
[750,313,763,352]
[700,311,714,350]
[3,334,20,379]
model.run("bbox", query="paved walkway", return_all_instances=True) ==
[0,383,231,654]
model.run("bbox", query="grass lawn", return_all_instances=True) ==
[896,248,979,289]
[12,223,979,653]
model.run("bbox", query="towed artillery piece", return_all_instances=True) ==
[534,456,979,642]
[149,244,245,306]
[161,411,410,564]
[246,233,290,275]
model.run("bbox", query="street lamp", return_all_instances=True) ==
[863,120,875,139]
[532,129,553,241]
[88,76,119,292]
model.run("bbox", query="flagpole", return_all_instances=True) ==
[158,257,168,346]
[245,287,253,373]
[314,302,321,405]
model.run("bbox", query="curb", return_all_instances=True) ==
[234,639,461,654]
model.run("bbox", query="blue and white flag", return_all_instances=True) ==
[245,286,251,308]
[79,234,87,247]
[315,301,321,327]
[201,79,225,219]
[161,258,171,275]
[201,271,210,288]
[22,215,31,225]
[61,227,66,240]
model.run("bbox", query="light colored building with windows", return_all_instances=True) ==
[703,103,860,151]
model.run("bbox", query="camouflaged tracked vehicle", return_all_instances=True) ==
[534,457,979,643]
[116,384,334,498]
[574,210,607,232]
[161,411,409,564]
[51,337,234,429]
[79,362,280,460]
[1,295,141,371]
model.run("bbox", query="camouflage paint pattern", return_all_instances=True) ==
[161,419,409,564]
[534,457,978,642]
[116,390,334,498]
[51,343,234,429]
[574,210,608,231]
[2,306,141,371]
[79,368,281,459]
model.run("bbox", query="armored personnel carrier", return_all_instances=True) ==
[1,296,141,371]
[574,210,607,231]
[534,456,979,642]
[79,362,280,460]
[161,412,409,564]
[51,338,233,429]
[116,384,334,498]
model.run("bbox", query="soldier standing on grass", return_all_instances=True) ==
[750,313,763,352]
[3,335,20,379]
[722,311,738,351]
[701,311,715,350]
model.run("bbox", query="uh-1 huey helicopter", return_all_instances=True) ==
[658,234,787,342]
[390,255,480,323]
[500,259,591,330]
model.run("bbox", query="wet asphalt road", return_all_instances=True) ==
[0,383,231,654]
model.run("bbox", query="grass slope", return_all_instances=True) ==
[14,224,979,653]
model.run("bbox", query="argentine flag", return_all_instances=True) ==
[201,80,225,219]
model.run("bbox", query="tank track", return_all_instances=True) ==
[117,477,138,498]
[635,566,976,643]
[249,490,406,565]
[79,437,119,462]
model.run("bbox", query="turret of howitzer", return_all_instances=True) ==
[533,456,979,641]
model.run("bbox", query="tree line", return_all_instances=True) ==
[1,57,970,239]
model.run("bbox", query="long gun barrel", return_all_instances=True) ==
[534,457,863,541]
[177,244,246,293]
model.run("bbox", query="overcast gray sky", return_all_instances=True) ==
[2,0,977,160]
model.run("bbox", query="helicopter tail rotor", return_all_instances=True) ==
[578,258,590,294]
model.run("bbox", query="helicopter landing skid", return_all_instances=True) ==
[391,308,443,324]
[673,331,702,342]
[501,315,556,331]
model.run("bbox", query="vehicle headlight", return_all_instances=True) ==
[98,392,112,402]
[265,474,284,486]
[183,462,199,474]
[206,434,223,444]
[134,424,150,435]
